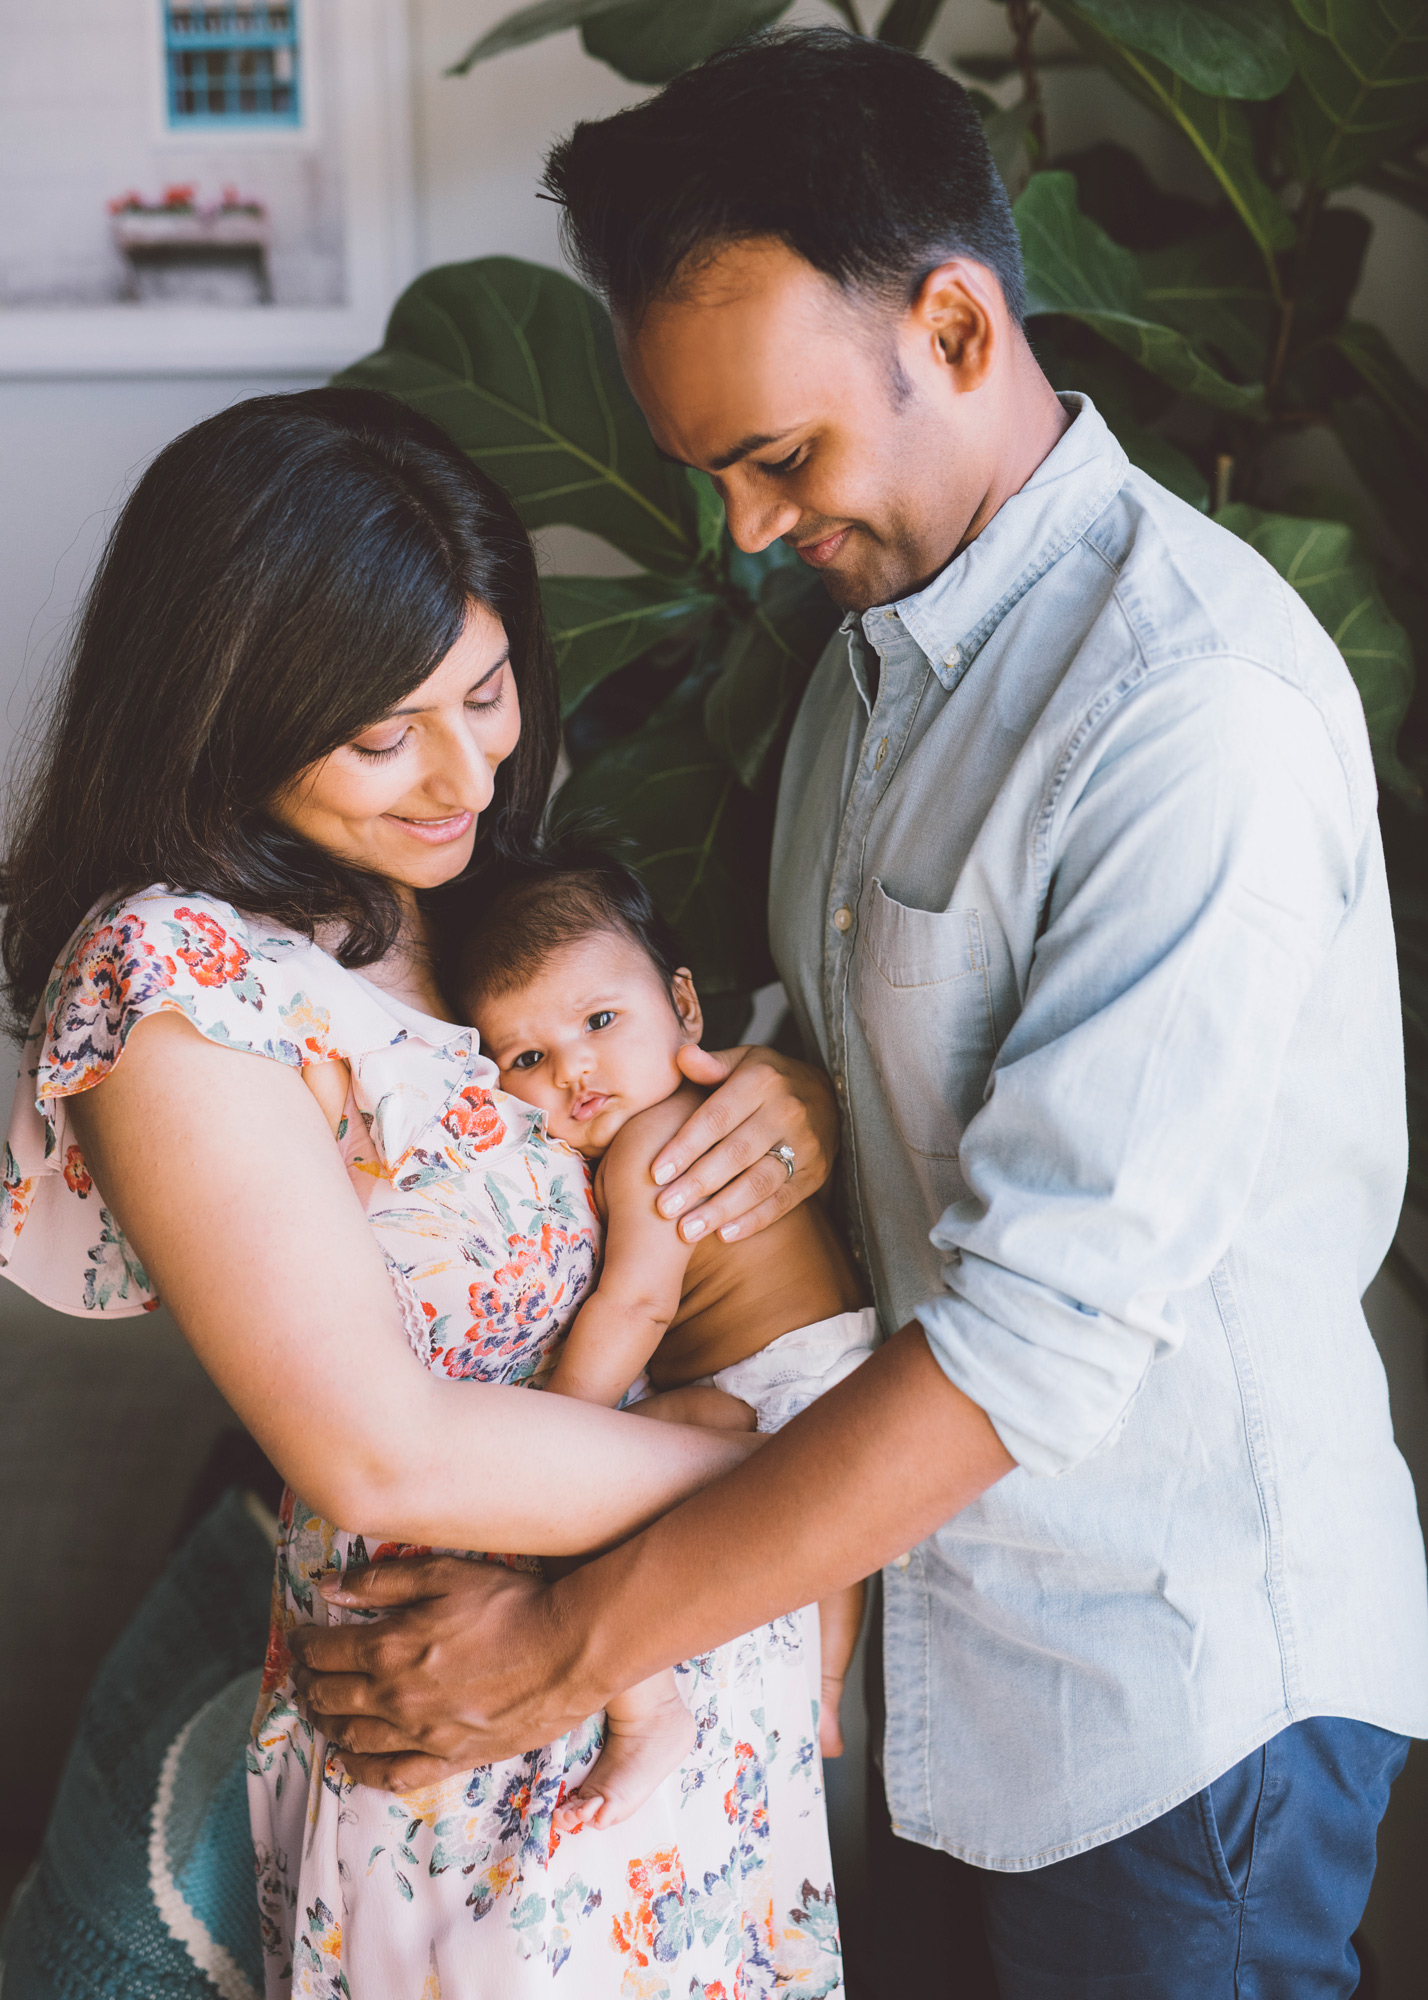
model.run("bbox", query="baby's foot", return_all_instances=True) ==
[554,1686,696,1832]
[819,1673,847,1758]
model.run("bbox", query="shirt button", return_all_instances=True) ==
[945,644,962,668]
[834,1073,846,1094]
[893,1552,912,1570]
[832,905,853,932]
[884,608,898,621]
[874,737,888,770]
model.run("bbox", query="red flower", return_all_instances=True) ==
[173,907,250,989]
[440,1085,506,1154]
[62,1145,93,1198]
[260,1624,292,1696]
[367,1541,433,1564]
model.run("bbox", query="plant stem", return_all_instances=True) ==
[1214,455,1234,511]
[1006,0,1047,164]
[1265,186,1321,407]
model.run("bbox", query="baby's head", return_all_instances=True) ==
[457,845,702,1158]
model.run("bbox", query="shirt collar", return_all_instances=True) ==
[842,394,1128,693]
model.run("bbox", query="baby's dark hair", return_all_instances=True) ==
[457,834,685,1015]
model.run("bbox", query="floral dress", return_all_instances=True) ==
[1,887,843,2000]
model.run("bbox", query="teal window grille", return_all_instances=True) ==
[164,4,302,127]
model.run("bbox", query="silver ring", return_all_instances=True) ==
[768,1143,796,1183]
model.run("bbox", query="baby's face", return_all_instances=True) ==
[469,927,702,1158]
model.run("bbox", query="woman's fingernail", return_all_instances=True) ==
[683,1217,706,1241]
[660,1192,685,1216]
[318,1580,355,1604]
[719,1223,740,1242]
[653,1163,676,1186]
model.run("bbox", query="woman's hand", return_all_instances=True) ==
[649,1044,839,1244]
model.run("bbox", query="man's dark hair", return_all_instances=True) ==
[543,26,1025,325]
[457,832,685,1017]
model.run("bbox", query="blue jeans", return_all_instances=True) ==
[863,1717,1409,1998]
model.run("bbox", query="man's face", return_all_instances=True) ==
[618,238,999,612]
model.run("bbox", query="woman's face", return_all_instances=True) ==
[270,602,520,893]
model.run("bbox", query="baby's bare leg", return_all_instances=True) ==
[816,1578,866,1758]
[554,1668,696,1832]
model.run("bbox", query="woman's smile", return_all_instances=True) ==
[383,808,475,845]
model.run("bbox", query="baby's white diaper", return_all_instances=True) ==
[700,1304,879,1433]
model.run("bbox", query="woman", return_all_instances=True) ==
[0,389,844,1997]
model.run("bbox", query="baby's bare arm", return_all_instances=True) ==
[547,1092,702,1408]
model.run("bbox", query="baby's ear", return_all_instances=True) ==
[671,967,703,1043]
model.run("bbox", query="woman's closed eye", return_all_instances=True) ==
[585,1010,616,1032]
[352,729,410,763]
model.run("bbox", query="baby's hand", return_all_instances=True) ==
[628,1384,758,1431]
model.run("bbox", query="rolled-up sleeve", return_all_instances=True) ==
[916,655,1363,1476]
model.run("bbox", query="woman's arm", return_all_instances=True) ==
[66,1011,756,1555]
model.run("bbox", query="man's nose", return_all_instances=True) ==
[719,476,801,555]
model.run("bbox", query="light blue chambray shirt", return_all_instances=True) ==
[769,394,1428,1869]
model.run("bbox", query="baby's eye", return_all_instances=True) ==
[586,1010,616,1032]
[510,1049,543,1072]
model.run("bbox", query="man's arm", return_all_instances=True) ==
[294,1321,1011,1784]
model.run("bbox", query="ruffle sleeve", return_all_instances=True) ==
[1,887,401,1316]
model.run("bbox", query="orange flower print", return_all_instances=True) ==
[42,913,176,1095]
[610,1846,689,1971]
[260,1622,293,1698]
[173,906,251,988]
[62,1144,93,1198]
[441,1084,507,1156]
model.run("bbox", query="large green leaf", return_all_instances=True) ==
[1072,0,1292,100]
[1016,173,1264,412]
[337,258,701,578]
[1054,142,1215,250]
[703,567,842,789]
[580,0,793,83]
[1138,225,1274,380]
[555,671,777,995]
[447,0,651,70]
[1331,397,1428,557]
[1280,0,1428,190]
[1217,503,1416,788]
[877,0,945,51]
[1034,323,1210,508]
[1042,1,1294,266]
[1333,319,1428,459]
[543,574,717,717]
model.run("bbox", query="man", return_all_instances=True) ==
[294,30,1428,1995]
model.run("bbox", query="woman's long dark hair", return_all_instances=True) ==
[1,386,558,1035]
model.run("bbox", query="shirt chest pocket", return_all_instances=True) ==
[852,880,998,1162]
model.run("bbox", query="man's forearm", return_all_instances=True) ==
[552,1323,1016,1708]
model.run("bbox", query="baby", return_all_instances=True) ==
[458,843,876,1832]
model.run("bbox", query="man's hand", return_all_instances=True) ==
[288,1556,597,1791]
[651,1043,838,1244]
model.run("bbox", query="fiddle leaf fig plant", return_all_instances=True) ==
[348,0,1428,1166]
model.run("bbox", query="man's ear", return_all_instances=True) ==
[671,968,703,1044]
[911,258,1001,390]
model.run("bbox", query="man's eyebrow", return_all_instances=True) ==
[653,431,795,474]
[389,646,510,716]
